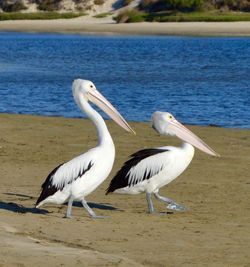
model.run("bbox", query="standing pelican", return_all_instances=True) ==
[36,79,135,219]
[106,111,219,213]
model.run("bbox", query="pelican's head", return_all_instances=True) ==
[152,111,220,157]
[72,79,135,134]
[72,79,96,98]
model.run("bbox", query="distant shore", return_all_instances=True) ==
[1,16,250,36]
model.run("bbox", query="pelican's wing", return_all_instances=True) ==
[106,148,171,193]
[36,150,95,206]
[51,153,94,189]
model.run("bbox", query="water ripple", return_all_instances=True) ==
[0,33,249,128]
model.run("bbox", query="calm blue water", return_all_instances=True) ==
[0,32,249,128]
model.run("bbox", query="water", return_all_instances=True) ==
[0,32,249,128]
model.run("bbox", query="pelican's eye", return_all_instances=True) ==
[169,115,173,119]
[90,85,94,88]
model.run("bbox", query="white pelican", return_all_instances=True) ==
[106,111,219,213]
[36,79,135,219]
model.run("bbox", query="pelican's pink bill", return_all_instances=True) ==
[88,89,136,134]
[169,119,220,157]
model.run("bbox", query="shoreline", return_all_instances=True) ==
[1,18,250,36]
[0,112,249,130]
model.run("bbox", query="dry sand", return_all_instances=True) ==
[0,113,249,266]
[1,16,250,36]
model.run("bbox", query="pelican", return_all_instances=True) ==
[36,79,135,219]
[106,111,220,213]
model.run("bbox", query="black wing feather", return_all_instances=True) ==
[36,161,93,207]
[106,148,168,194]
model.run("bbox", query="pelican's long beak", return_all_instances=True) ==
[88,89,135,134]
[169,119,220,157]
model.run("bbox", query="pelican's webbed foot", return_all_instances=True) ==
[154,192,187,212]
[166,202,186,211]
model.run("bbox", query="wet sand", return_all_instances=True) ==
[1,18,250,36]
[0,113,249,266]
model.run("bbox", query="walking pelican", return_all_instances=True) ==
[36,79,135,219]
[106,111,219,213]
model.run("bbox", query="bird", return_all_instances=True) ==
[36,79,135,219]
[106,111,220,213]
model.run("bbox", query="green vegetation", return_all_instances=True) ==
[148,11,250,22]
[93,12,112,18]
[140,0,203,12]
[0,12,85,21]
[139,0,250,12]
[0,0,250,23]
[115,9,250,23]
[114,10,147,22]
[115,0,250,23]
[138,0,250,12]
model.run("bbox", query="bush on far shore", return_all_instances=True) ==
[114,9,250,23]
[0,0,27,12]
[212,0,250,12]
[138,0,250,13]
[37,0,61,11]
[140,0,204,13]
[114,9,147,23]
[0,12,85,20]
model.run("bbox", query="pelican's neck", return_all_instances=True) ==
[181,142,195,158]
[78,95,113,147]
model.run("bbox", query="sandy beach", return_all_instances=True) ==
[0,113,249,266]
[1,16,250,36]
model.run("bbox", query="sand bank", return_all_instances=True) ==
[0,113,249,266]
[1,16,250,36]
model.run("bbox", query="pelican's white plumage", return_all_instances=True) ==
[114,144,194,195]
[107,111,219,213]
[36,79,135,219]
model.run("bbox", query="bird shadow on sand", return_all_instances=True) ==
[3,192,34,199]
[1,192,121,213]
[158,211,174,215]
[71,201,122,211]
[0,201,48,214]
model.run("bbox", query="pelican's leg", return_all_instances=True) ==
[65,197,74,218]
[146,192,155,214]
[154,192,186,211]
[154,192,175,204]
[81,199,108,219]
